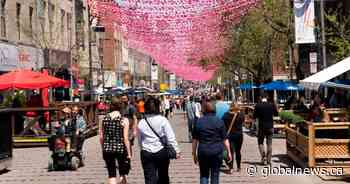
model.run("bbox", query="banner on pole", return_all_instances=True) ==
[151,64,158,81]
[294,0,316,44]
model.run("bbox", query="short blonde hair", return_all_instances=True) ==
[229,102,240,112]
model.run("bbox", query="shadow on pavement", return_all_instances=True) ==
[242,161,265,166]
[0,169,10,175]
[272,154,297,167]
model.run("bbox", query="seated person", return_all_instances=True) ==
[307,105,322,122]
[72,106,87,154]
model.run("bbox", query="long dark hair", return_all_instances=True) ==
[144,97,161,115]
[110,97,123,112]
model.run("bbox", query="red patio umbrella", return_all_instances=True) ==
[0,70,69,90]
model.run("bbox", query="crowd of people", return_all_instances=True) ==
[184,92,279,184]
[97,91,285,184]
[100,94,180,184]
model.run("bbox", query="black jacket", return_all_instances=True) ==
[253,102,278,130]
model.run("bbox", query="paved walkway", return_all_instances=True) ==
[0,111,348,184]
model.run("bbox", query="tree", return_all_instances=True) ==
[199,0,293,83]
[325,4,350,61]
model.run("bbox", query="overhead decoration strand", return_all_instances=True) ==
[87,0,259,81]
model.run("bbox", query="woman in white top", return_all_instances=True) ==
[138,97,180,184]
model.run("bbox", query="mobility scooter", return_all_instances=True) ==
[48,118,84,171]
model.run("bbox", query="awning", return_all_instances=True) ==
[260,81,303,91]
[322,82,350,90]
[300,57,350,90]
[0,70,69,90]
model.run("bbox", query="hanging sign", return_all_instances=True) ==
[294,0,316,44]
[151,64,158,81]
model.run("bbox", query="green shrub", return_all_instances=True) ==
[279,111,305,124]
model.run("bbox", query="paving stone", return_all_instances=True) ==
[0,110,348,184]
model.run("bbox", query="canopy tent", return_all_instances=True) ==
[166,89,184,95]
[261,81,303,91]
[321,80,350,90]
[238,83,258,90]
[105,87,128,96]
[0,70,69,90]
[300,57,350,90]
[322,82,350,90]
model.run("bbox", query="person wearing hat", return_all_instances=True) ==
[222,102,245,173]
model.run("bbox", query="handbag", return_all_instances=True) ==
[226,112,238,137]
[223,112,238,162]
[143,115,177,159]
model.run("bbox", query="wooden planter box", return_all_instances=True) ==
[4,101,98,147]
[286,121,350,168]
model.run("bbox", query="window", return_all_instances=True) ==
[16,3,21,40]
[60,9,65,33]
[48,3,55,39]
[0,0,6,38]
[29,6,33,38]
[39,1,46,34]
[67,13,72,47]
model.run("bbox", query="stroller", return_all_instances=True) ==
[48,120,85,171]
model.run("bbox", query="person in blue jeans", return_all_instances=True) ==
[186,96,197,142]
[192,100,232,184]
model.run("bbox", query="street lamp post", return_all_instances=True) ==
[320,0,328,97]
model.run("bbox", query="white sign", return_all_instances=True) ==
[309,52,317,74]
[309,52,317,63]
[242,74,247,80]
[170,74,176,90]
[18,45,44,70]
[151,64,158,80]
[294,0,316,44]
[310,63,317,74]
[0,43,18,71]
[234,74,239,81]
[104,71,117,88]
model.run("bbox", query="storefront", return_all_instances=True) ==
[0,43,19,72]
[18,45,44,70]
[0,43,44,72]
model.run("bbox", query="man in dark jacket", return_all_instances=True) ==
[253,96,278,165]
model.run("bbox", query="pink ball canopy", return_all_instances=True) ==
[88,0,259,81]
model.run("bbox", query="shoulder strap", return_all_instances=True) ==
[226,112,238,136]
[143,115,161,139]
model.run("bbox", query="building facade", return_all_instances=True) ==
[0,0,98,91]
